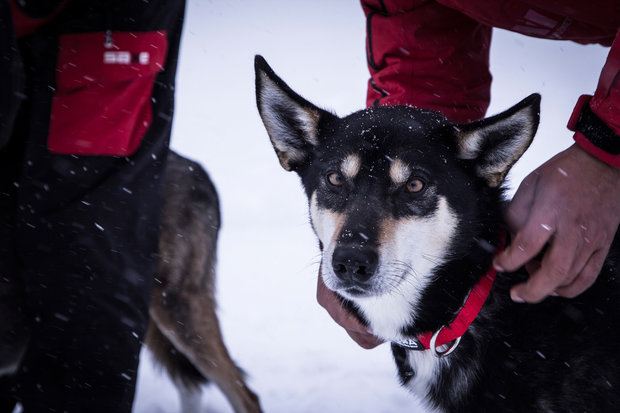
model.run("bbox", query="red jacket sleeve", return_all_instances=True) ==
[568,29,620,168]
[362,0,492,123]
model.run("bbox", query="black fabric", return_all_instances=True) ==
[0,1,186,411]
[12,0,66,18]
[0,1,25,149]
[0,377,17,413]
[576,101,620,155]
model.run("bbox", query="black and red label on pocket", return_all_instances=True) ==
[48,30,168,156]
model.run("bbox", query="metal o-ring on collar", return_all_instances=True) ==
[429,326,462,358]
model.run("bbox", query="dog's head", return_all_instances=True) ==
[255,56,540,341]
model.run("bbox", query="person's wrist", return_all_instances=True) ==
[567,143,620,197]
[568,95,620,168]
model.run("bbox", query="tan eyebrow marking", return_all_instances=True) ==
[341,154,361,179]
[389,158,411,185]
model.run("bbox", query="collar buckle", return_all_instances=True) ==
[429,325,462,358]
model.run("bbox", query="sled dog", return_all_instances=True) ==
[255,55,620,412]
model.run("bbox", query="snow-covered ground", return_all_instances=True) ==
[133,1,610,412]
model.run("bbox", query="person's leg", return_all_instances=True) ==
[10,1,186,411]
[0,205,23,413]
[14,150,167,412]
[0,108,29,413]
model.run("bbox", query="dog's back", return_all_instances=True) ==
[468,238,620,412]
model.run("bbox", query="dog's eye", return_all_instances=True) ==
[406,178,425,193]
[327,172,344,187]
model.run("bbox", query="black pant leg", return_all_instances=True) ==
[15,151,169,412]
[0,102,29,413]
[8,1,187,411]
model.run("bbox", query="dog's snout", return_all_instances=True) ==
[332,246,378,284]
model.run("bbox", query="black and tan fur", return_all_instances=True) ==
[255,55,620,413]
[0,151,262,413]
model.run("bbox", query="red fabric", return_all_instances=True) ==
[363,0,492,123]
[567,94,592,131]
[590,30,620,136]
[417,233,505,350]
[564,94,618,164]
[362,0,620,166]
[48,31,167,156]
[573,132,620,167]
[418,266,497,349]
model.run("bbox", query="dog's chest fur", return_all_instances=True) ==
[395,349,446,413]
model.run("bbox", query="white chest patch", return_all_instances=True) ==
[403,351,446,413]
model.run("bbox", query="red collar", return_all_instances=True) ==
[394,234,506,357]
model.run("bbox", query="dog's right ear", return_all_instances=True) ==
[455,94,541,187]
[255,55,334,172]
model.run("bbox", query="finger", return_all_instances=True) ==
[316,275,346,326]
[555,249,606,298]
[494,215,554,272]
[346,330,384,349]
[510,229,580,303]
[316,275,384,348]
[503,172,538,231]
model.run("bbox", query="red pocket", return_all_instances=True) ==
[48,31,168,156]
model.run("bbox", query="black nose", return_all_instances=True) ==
[331,246,378,284]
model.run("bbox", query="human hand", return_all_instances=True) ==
[316,271,384,349]
[493,144,620,303]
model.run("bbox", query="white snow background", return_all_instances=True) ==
[133,1,610,412]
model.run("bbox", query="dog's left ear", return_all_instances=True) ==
[455,94,541,187]
[255,55,335,172]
